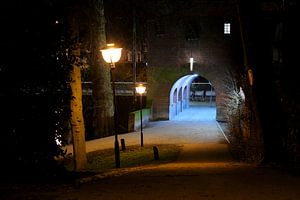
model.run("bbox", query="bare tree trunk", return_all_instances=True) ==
[91,0,114,138]
[70,58,87,171]
[235,0,264,162]
[69,11,87,170]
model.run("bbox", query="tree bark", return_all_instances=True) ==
[68,10,87,170]
[70,60,87,171]
[235,0,264,162]
[91,0,114,138]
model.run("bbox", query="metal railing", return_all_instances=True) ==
[82,81,147,96]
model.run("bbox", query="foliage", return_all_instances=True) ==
[0,0,77,179]
[221,69,249,161]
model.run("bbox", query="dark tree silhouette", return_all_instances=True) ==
[0,0,74,180]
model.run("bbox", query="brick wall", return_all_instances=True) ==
[146,0,239,121]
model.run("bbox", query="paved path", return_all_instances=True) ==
[64,103,224,154]
[7,104,300,200]
[56,104,300,200]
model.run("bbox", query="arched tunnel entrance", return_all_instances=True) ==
[169,74,216,121]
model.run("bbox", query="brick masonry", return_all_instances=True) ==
[146,0,239,122]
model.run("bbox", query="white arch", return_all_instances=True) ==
[169,74,198,120]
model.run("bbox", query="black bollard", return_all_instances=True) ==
[121,138,126,151]
[153,146,159,160]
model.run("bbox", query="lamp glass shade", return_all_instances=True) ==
[136,84,146,94]
[101,47,122,64]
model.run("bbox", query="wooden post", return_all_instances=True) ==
[121,138,126,151]
[153,146,159,160]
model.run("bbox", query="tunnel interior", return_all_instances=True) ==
[169,74,216,121]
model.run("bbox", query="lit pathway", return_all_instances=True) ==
[58,102,300,200]
[64,101,224,154]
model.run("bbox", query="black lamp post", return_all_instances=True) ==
[101,43,122,168]
[135,84,146,147]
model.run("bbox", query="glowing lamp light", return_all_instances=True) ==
[100,43,122,68]
[136,84,146,95]
[190,57,194,71]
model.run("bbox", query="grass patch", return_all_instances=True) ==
[64,144,181,172]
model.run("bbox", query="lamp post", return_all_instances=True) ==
[101,43,122,168]
[135,84,146,147]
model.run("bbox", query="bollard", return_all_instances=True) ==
[121,138,126,151]
[153,146,159,160]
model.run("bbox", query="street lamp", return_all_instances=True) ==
[101,43,122,68]
[135,84,146,147]
[100,43,122,168]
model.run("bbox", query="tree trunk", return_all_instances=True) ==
[70,62,87,171]
[91,0,114,138]
[235,0,264,162]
